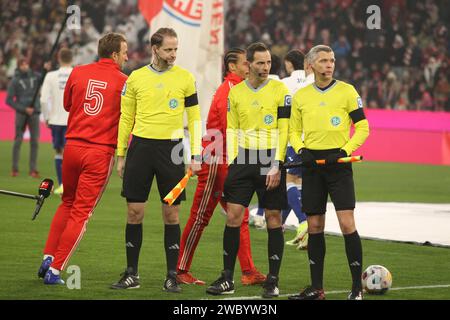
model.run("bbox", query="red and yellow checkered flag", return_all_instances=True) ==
[163,169,193,206]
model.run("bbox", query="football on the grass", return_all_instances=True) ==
[362,265,392,294]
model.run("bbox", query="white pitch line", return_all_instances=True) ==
[211,284,450,300]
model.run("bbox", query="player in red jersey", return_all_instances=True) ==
[37,33,129,285]
[176,48,266,286]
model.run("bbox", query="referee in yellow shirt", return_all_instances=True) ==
[111,28,202,293]
[288,45,370,300]
[206,43,291,298]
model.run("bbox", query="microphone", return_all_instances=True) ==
[39,179,53,199]
[154,51,170,67]
[32,179,53,220]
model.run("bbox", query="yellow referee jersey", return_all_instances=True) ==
[227,79,291,164]
[289,80,369,155]
[117,65,201,157]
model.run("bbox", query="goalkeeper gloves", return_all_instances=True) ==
[325,149,347,164]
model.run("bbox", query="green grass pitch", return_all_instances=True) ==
[0,141,449,300]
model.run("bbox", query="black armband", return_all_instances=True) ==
[277,106,291,119]
[349,108,366,124]
[185,93,199,107]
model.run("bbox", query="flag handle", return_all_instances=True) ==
[283,156,363,169]
[163,169,193,206]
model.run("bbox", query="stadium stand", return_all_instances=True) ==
[1,0,449,111]
[226,0,449,111]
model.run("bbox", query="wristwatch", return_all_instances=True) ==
[191,155,202,162]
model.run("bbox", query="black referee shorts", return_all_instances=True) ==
[121,136,186,205]
[302,149,355,215]
[223,148,288,210]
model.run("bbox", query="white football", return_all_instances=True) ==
[362,265,393,294]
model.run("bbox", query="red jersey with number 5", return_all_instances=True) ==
[64,58,127,149]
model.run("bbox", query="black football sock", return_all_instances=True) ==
[267,227,284,277]
[344,230,363,291]
[164,224,181,274]
[126,223,142,275]
[308,232,326,289]
[223,225,240,279]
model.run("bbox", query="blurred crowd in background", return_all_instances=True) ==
[0,0,149,86]
[1,0,449,111]
[226,0,449,111]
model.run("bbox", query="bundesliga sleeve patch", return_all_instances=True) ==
[357,97,363,108]
[227,98,230,112]
[284,95,292,107]
[121,83,127,96]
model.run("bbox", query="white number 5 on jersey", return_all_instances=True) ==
[84,79,108,116]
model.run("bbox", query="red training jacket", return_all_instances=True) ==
[64,58,127,152]
[203,72,243,162]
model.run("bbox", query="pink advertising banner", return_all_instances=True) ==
[360,109,450,165]
[1,91,449,165]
